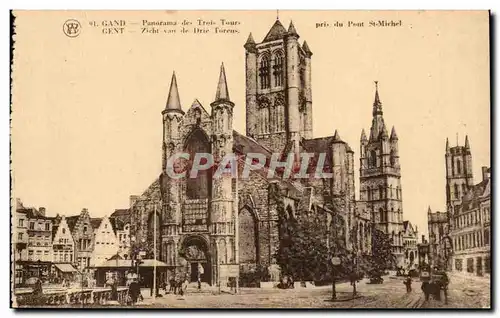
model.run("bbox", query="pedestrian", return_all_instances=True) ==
[197,274,201,290]
[403,275,412,293]
[421,281,430,301]
[128,278,141,305]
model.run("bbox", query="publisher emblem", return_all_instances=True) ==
[63,19,81,38]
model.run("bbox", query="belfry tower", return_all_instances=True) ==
[359,82,404,266]
[244,19,313,153]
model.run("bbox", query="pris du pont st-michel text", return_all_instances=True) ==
[316,20,403,28]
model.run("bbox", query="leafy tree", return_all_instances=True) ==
[367,227,396,283]
[276,209,330,282]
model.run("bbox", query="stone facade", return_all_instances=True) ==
[128,19,385,287]
[427,137,491,276]
[402,221,418,268]
[448,163,490,276]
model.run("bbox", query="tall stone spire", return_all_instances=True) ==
[215,63,230,102]
[373,81,383,116]
[165,71,182,112]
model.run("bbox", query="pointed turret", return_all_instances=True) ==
[287,20,299,38]
[360,129,367,142]
[302,40,312,57]
[332,129,343,143]
[164,71,183,113]
[373,81,383,116]
[214,63,230,102]
[428,206,432,215]
[446,138,450,154]
[390,126,398,140]
[244,32,257,52]
[465,135,470,149]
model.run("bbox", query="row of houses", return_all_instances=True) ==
[13,199,131,285]
[427,137,491,277]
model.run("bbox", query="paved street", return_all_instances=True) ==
[132,276,423,308]
[421,273,491,309]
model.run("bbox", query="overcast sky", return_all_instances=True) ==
[12,10,490,237]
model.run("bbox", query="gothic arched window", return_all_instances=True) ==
[457,159,462,174]
[259,56,271,89]
[272,52,284,87]
[379,185,384,200]
[184,129,211,199]
[370,150,377,167]
[454,184,459,200]
[379,208,385,222]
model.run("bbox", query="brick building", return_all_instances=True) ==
[51,215,75,264]
[66,208,95,270]
[110,209,131,259]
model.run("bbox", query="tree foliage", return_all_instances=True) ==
[368,228,396,279]
[276,209,330,282]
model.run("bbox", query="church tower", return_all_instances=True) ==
[445,136,474,209]
[210,63,237,286]
[359,82,404,266]
[161,72,185,264]
[244,18,313,154]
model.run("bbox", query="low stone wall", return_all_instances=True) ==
[14,287,129,307]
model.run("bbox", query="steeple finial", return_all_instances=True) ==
[215,62,230,102]
[373,81,383,116]
[465,135,470,149]
[277,9,279,20]
[428,206,432,214]
[446,137,450,153]
[165,71,182,112]
[456,132,459,147]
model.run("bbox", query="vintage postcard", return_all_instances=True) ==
[10,10,491,309]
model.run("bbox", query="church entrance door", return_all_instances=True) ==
[181,236,211,284]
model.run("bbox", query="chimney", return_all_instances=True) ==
[39,207,46,216]
[482,166,490,181]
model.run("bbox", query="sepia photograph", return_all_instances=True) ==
[10,10,491,309]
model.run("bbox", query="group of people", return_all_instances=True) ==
[402,266,450,303]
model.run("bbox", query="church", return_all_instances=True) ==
[128,18,410,286]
